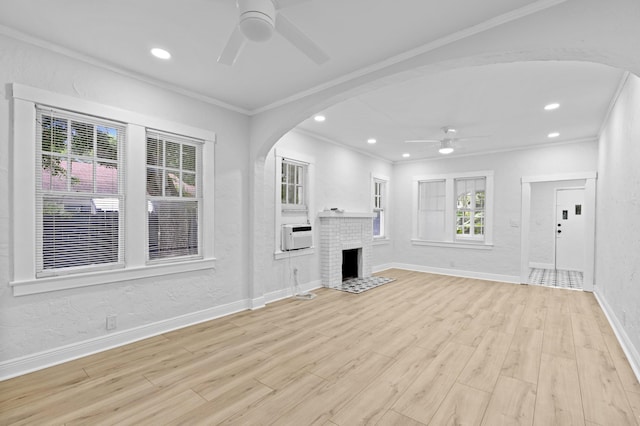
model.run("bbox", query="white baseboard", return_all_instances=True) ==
[373,263,395,273]
[386,263,521,284]
[264,280,323,304]
[0,299,250,381]
[593,290,640,383]
[0,279,331,382]
[528,262,555,270]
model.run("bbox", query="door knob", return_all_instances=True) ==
[557,230,562,234]
[557,224,561,226]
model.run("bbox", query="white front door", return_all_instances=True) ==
[555,188,585,271]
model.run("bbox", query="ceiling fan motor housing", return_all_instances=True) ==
[238,0,276,42]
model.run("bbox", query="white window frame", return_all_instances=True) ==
[145,130,203,264]
[412,170,494,249]
[9,83,216,296]
[35,107,126,277]
[280,158,308,212]
[371,173,389,240]
[274,148,315,259]
[454,177,486,241]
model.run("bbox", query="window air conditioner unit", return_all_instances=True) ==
[281,224,313,251]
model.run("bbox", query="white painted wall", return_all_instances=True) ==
[529,179,586,268]
[596,73,640,370]
[262,130,393,296]
[0,34,250,362]
[392,142,598,279]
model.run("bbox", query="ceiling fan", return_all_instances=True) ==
[405,126,487,154]
[218,0,330,66]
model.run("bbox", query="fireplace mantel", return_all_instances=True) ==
[318,211,375,218]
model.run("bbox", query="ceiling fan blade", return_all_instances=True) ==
[217,26,246,65]
[454,136,489,142]
[275,14,329,64]
[405,139,441,143]
[273,0,312,10]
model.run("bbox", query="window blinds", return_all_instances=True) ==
[418,180,446,241]
[146,130,203,261]
[35,106,126,275]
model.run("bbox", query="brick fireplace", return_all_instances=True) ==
[318,211,374,289]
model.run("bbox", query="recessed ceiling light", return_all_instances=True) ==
[367,138,377,144]
[402,153,411,158]
[544,103,560,111]
[150,48,171,60]
[548,132,560,138]
[313,115,326,122]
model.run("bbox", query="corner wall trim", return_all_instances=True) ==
[250,297,266,310]
[0,299,250,381]
[593,290,640,383]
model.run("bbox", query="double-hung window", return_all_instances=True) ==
[414,171,493,247]
[281,159,307,210]
[36,107,125,276]
[146,131,202,261]
[417,180,447,241]
[455,177,486,239]
[11,84,216,296]
[273,149,314,258]
[372,176,389,238]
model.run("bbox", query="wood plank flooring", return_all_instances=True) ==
[1,269,639,425]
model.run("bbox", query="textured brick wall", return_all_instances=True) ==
[319,215,373,288]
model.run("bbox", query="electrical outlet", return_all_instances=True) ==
[106,314,117,330]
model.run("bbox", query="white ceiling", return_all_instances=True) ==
[0,0,628,161]
[297,61,623,161]
[0,0,547,111]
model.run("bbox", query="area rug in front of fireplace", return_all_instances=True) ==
[332,276,395,294]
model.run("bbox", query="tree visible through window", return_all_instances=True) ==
[415,172,492,245]
[455,178,486,238]
[36,107,125,274]
[146,131,202,261]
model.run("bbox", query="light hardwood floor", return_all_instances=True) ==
[2,269,639,425]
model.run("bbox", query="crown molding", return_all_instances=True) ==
[251,0,568,115]
[0,24,251,115]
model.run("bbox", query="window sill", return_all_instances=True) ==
[373,237,391,246]
[10,258,217,296]
[411,239,493,250]
[274,247,315,260]
[282,207,308,214]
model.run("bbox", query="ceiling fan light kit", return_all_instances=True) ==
[238,0,276,42]
[404,126,488,155]
[218,0,329,66]
[438,140,454,154]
